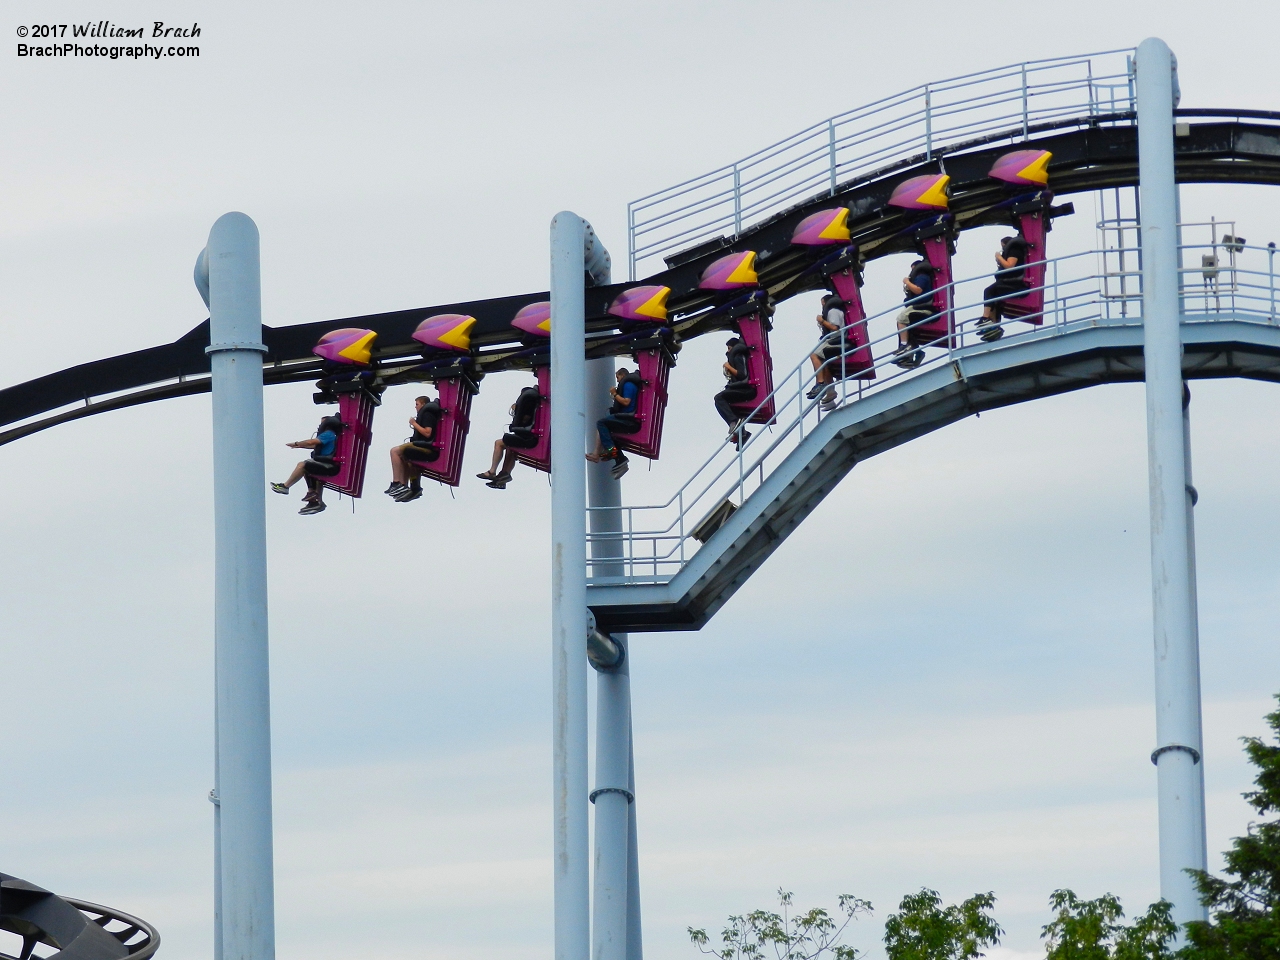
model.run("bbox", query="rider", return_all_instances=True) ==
[386,394,440,503]
[586,367,640,480]
[806,294,843,410]
[270,414,344,515]
[975,234,1030,341]
[477,384,541,489]
[892,259,936,367]
[714,337,757,447]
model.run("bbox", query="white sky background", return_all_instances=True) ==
[2,2,1280,959]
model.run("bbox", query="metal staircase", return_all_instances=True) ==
[588,239,1280,631]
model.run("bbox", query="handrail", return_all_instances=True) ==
[589,242,1280,583]
[626,49,1136,278]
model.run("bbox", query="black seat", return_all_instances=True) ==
[305,456,341,477]
[403,442,440,462]
[611,413,641,434]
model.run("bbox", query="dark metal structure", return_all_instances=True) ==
[0,873,159,960]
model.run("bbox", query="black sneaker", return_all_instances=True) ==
[733,429,751,449]
[395,488,423,503]
[977,318,1004,342]
[806,385,823,400]
[299,501,326,515]
[893,346,923,369]
[385,482,407,498]
[611,456,630,480]
[270,482,289,495]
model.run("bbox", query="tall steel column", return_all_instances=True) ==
[551,213,610,960]
[1183,389,1209,872]
[586,357,641,960]
[197,212,277,960]
[626,724,643,960]
[1135,38,1208,929]
[592,640,632,960]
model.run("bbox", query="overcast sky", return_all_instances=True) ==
[3,3,1280,960]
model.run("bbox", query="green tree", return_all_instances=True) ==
[1180,695,1280,958]
[1112,899,1176,960]
[1042,890,1124,960]
[882,889,1002,960]
[1041,889,1175,960]
[689,890,872,960]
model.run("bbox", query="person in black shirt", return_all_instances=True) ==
[386,394,439,502]
[805,294,844,408]
[477,385,542,489]
[714,337,757,448]
[892,260,935,368]
[976,234,1030,342]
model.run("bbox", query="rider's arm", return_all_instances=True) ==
[411,421,433,439]
[289,439,320,449]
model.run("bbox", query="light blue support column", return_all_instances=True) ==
[1135,38,1208,931]
[587,355,640,960]
[551,213,610,960]
[211,757,222,960]
[198,212,276,960]
[1183,390,1209,872]
[592,645,632,960]
[626,726,643,960]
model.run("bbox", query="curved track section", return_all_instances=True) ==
[0,873,159,960]
[1,111,1278,447]
[586,316,1280,632]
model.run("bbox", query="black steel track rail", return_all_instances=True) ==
[2,112,1278,447]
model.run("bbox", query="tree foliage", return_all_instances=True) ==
[1180,695,1280,958]
[1040,889,1175,960]
[689,890,872,960]
[882,889,1002,960]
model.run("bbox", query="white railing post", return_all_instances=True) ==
[924,85,932,160]
[732,165,742,236]
[1021,62,1029,139]
[627,204,636,282]
[1269,242,1276,322]
[828,121,838,196]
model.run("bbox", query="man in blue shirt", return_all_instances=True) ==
[270,415,343,515]
[586,366,640,480]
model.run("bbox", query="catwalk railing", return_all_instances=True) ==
[588,241,1280,584]
[626,50,1136,278]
